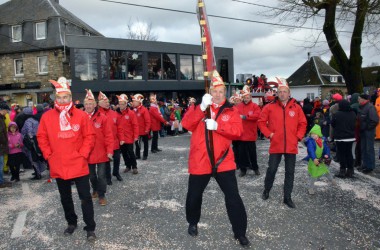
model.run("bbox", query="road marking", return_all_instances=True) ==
[22,183,30,195]
[11,211,28,238]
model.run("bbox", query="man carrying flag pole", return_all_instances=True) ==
[181,1,250,247]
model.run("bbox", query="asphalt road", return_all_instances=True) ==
[0,133,379,249]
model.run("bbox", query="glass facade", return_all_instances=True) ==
[180,55,193,80]
[73,49,208,82]
[74,49,98,81]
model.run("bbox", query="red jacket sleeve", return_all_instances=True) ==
[37,115,52,159]
[258,105,272,138]
[103,116,114,155]
[116,114,124,142]
[150,107,166,124]
[78,115,96,159]
[182,105,205,132]
[296,105,307,140]
[144,108,151,133]
[131,111,139,141]
[246,103,261,121]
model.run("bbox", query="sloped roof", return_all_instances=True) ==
[287,56,344,86]
[0,0,102,36]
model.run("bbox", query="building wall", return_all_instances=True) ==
[290,86,320,101]
[321,86,347,99]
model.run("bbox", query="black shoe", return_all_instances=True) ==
[234,235,250,247]
[142,156,147,160]
[156,148,162,152]
[254,169,260,176]
[284,198,296,208]
[151,150,158,153]
[86,231,96,242]
[64,225,77,236]
[335,169,346,178]
[107,179,112,185]
[10,176,15,181]
[239,171,246,177]
[135,156,141,159]
[113,174,123,181]
[30,174,41,180]
[345,168,354,178]
[188,224,198,237]
[362,168,373,174]
[262,190,269,200]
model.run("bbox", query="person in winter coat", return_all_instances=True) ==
[358,94,379,173]
[350,93,361,167]
[302,98,313,134]
[149,94,169,153]
[117,94,139,174]
[84,90,114,206]
[7,122,24,182]
[304,124,335,195]
[258,81,307,208]
[0,103,11,188]
[236,85,261,177]
[374,89,380,139]
[331,100,357,178]
[21,107,46,180]
[37,77,96,241]
[132,94,151,160]
[98,91,124,184]
[182,70,250,247]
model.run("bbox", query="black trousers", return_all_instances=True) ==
[56,175,96,231]
[106,149,121,180]
[264,154,296,199]
[238,141,259,172]
[121,143,137,169]
[8,152,24,180]
[135,135,149,158]
[232,141,240,169]
[151,131,159,151]
[89,162,107,197]
[186,170,247,237]
[336,141,354,170]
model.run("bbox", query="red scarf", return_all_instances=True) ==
[210,100,226,119]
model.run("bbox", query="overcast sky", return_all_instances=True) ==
[1,0,379,79]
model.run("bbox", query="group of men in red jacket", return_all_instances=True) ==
[36,77,169,241]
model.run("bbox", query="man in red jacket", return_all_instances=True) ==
[98,91,124,184]
[258,79,307,208]
[37,77,96,241]
[118,94,139,174]
[149,94,169,153]
[236,85,261,177]
[182,70,250,247]
[131,94,151,160]
[84,89,114,206]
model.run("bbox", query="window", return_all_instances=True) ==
[37,56,48,74]
[109,50,127,80]
[306,93,315,100]
[74,49,98,81]
[194,55,204,80]
[12,25,22,42]
[180,55,193,80]
[100,50,108,80]
[148,52,161,80]
[330,76,338,83]
[126,52,143,80]
[35,22,46,40]
[14,59,24,76]
[147,53,177,80]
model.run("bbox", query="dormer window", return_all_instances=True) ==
[331,76,338,82]
[11,25,22,42]
[35,22,46,40]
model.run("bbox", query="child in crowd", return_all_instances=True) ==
[7,122,24,182]
[305,124,336,195]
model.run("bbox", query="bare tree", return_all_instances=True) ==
[126,18,158,41]
[271,0,380,94]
